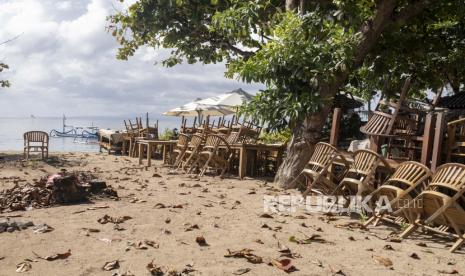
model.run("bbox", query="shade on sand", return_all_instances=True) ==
[162,88,253,117]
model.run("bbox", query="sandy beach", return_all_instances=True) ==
[0,152,463,276]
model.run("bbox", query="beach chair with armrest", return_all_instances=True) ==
[363,161,432,227]
[332,149,387,199]
[301,142,348,197]
[397,163,465,253]
[23,131,49,160]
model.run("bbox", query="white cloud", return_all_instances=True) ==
[0,0,263,118]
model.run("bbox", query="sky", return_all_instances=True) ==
[0,0,264,118]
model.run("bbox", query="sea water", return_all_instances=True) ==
[0,116,181,152]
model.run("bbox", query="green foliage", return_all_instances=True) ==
[0,62,10,88]
[259,128,292,144]
[159,127,177,140]
[109,0,465,131]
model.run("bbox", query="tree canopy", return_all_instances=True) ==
[0,62,9,88]
[108,0,465,187]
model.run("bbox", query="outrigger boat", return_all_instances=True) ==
[50,115,99,139]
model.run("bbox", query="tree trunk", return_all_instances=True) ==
[275,0,430,189]
[275,106,332,189]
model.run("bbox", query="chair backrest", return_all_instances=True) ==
[386,161,432,191]
[204,134,225,150]
[307,142,338,172]
[177,133,190,148]
[24,131,49,143]
[348,149,382,177]
[226,131,241,145]
[428,163,465,193]
[189,134,204,149]
[360,111,393,136]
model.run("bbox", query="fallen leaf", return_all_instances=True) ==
[268,258,297,273]
[372,255,393,268]
[225,249,263,264]
[416,242,427,247]
[102,260,119,271]
[195,236,208,246]
[437,269,459,274]
[233,268,251,275]
[311,259,323,267]
[154,203,166,209]
[16,261,31,273]
[147,260,163,275]
[383,245,394,251]
[33,250,71,261]
[409,253,420,260]
[260,214,273,219]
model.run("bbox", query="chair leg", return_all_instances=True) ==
[399,223,419,239]
[199,155,213,177]
[363,215,378,227]
[449,235,465,253]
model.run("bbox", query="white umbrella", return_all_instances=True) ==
[163,88,253,118]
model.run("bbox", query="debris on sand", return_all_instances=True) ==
[0,219,34,233]
[0,172,118,212]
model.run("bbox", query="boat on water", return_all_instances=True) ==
[50,115,99,140]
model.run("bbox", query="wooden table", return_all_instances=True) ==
[137,140,178,167]
[222,143,286,179]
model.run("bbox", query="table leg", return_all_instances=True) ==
[138,143,143,165]
[162,145,167,164]
[239,146,247,180]
[147,143,152,167]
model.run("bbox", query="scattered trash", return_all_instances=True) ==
[32,224,54,234]
[97,214,132,224]
[146,260,163,275]
[0,172,117,212]
[0,220,34,233]
[102,260,120,271]
[16,261,32,273]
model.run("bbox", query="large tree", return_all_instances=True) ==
[109,0,463,188]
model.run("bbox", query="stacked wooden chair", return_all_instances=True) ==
[172,134,191,168]
[360,78,427,161]
[23,131,49,160]
[332,150,388,198]
[302,142,348,196]
[396,163,465,253]
[446,117,465,162]
[189,134,231,177]
[363,161,432,227]
[181,134,205,172]
[123,118,142,157]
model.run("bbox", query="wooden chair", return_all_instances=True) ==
[24,131,49,160]
[398,163,465,253]
[332,149,387,198]
[173,133,191,168]
[363,161,432,227]
[191,134,231,177]
[182,134,205,172]
[302,142,347,196]
[446,117,465,162]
